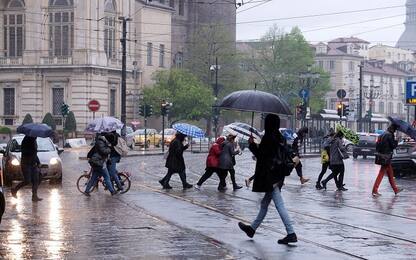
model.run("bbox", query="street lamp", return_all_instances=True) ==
[363,78,381,133]
[210,57,221,139]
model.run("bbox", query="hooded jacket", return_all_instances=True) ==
[206,137,225,168]
[249,114,286,192]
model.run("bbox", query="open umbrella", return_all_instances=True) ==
[218,90,292,115]
[388,117,416,140]
[223,122,261,144]
[173,123,205,138]
[17,123,53,138]
[86,116,123,133]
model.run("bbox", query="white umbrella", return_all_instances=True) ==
[223,122,262,144]
[86,116,124,133]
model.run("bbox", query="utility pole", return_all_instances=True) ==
[119,16,131,136]
[211,57,220,139]
[358,62,364,132]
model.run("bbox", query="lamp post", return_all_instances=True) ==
[210,57,221,139]
[364,78,381,133]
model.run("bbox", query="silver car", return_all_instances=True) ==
[0,135,63,186]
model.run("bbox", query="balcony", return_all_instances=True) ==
[0,57,23,65]
[40,56,73,65]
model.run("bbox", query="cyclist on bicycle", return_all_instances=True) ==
[105,131,124,192]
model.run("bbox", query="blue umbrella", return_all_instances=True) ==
[17,123,53,138]
[173,123,205,138]
[388,117,416,139]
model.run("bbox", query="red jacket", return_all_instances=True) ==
[206,137,225,168]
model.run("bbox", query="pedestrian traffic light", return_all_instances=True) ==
[337,103,343,117]
[61,103,69,116]
[343,104,350,116]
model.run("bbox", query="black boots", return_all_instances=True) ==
[277,233,298,244]
[238,222,255,238]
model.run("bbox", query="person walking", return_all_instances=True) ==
[372,124,402,196]
[159,132,193,189]
[105,131,124,192]
[84,133,117,196]
[238,114,297,245]
[316,129,335,190]
[321,131,348,191]
[219,134,242,191]
[11,136,42,202]
[195,137,227,190]
[292,127,310,184]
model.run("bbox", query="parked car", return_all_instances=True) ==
[132,129,162,148]
[392,141,416,178]
[352,133,379,159]
[0,135,64,186]
[160,128,176,146]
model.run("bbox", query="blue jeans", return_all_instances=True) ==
[107,155,123,190]
[85,166,115,194]
[251,187,295,235]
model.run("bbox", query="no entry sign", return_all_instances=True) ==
[88,100,100,112]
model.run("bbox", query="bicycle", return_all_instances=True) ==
[77,168,131,194]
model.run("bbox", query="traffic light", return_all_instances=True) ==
[337,103,343,117]
[61,103,69,116]
[161,102,172,116]
[146,104,153,117]
[343,104,350,116]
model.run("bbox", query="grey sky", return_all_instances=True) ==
[236,0,407,46]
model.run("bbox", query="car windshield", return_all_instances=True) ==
[10,137,55,152]
[359,135,377,142]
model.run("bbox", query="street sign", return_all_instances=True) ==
[406,81,416,105]
[298,88,309,99]
[88,100,100,112]
[337,89,347,99]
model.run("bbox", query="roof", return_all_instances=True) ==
[363,60,412,77]
[328,37,370,44]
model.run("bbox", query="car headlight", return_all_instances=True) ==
[11,158,20,166]
[50,158,59,165]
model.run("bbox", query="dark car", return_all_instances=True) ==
[392,142,416,178]
[353,134,378,159]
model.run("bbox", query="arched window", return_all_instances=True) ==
[378,101,384,114]
[4,0,25,57]
[104,0,116,59]
[48,0,74,56]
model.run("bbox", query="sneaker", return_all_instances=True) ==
[372,192,381,197]
[315,183,323,190]
[183,183,193,189]
[238,222,255,238]
[395,188,403,195]
[194,185,201,190]
[245,178,251,188]
[83,191,91,197]
[277,233,298,244]
[233,185,243,191]
[300,177,310,184]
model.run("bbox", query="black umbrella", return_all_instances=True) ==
[218,90,292,115]
[388,117,416,140]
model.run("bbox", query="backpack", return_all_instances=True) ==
[270,143,295,177]
[87,145,95,159]
[114,137,129,157]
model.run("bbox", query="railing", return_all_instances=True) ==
[40,56,73,65]
[0,57,22,65]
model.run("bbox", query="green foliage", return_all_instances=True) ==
[42,113,56,131]
[64,111,77,132]
[0,126,11,135]
[143,69,214,123]
[22,113,33,125]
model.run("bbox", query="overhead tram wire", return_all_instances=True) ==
[237,0,273,14]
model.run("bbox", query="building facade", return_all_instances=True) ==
[0,0,172,130]
[397,0,416,51]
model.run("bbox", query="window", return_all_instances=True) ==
[48,0,74,57]
[389,85,394,97]
[169,0,174,8]
[159,0,165,4]
[329,60,335,70]
[4,0,25,57]
[174,52,183,68]
[147,42,152,66]
[378,101,384,114]
[52,87,64,116]
[3,88,15,115]
[179,0,184,15]
[388,102,394,114]
[104,0,116,59]
[109,88,116,116]
[159,44,165,67]
[397,103,403,115]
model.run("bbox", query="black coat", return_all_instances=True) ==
[89,135,112,168]
[378,131,397,154]
[249,134,286,193]
[21,136,40,166]
[165,138,188,172]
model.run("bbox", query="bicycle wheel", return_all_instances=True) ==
[77,174,95,194]
[118,172,131,194]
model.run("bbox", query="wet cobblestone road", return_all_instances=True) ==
[1,149,416,259]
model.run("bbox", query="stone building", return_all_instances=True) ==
[369,44,416,72]
[0,0,172,130]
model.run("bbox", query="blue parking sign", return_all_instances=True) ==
[406,81,416,105]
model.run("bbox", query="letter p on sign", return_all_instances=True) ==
[412,83,416,96]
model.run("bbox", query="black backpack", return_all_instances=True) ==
[270,143,295,177]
